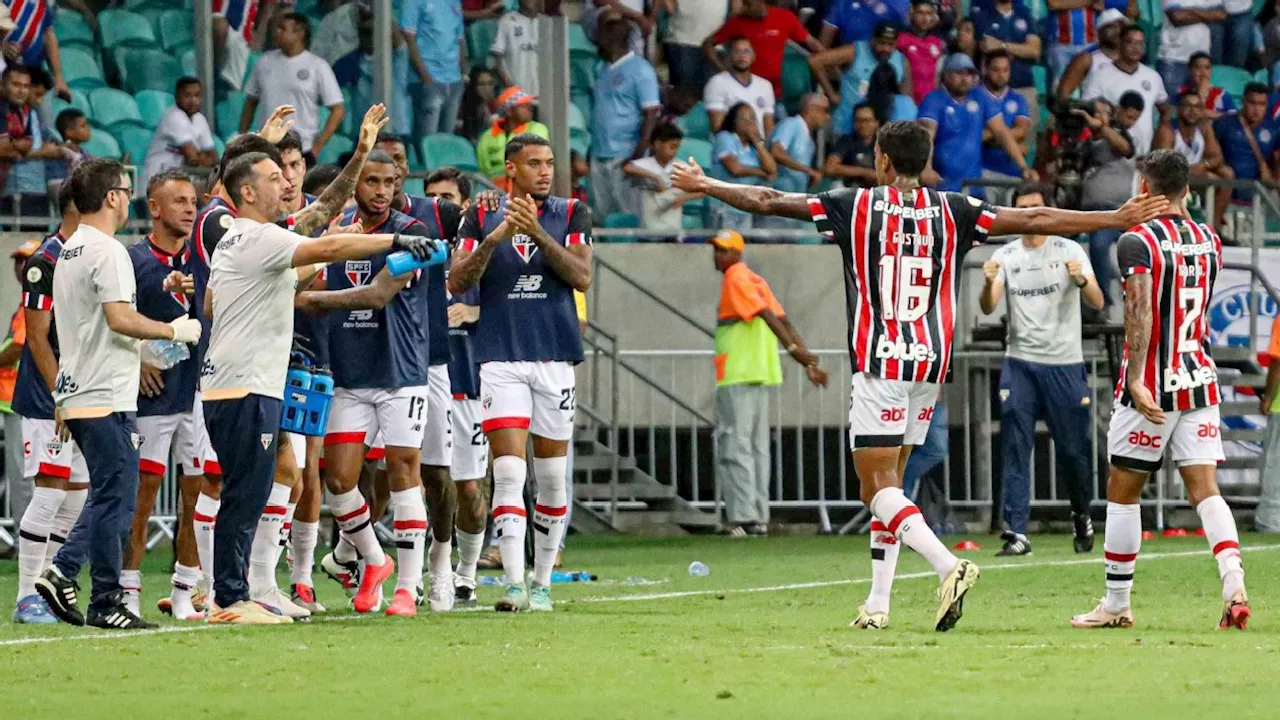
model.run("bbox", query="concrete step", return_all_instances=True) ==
[574,481,677,501]
[572,453,637,473]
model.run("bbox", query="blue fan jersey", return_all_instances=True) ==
[460,195,591,364]
[130,238,199,416]
[397,193,460,367]
[12,233,64,420]
[447,284,481,399]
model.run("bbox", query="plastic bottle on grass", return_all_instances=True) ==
[688,561,710,577]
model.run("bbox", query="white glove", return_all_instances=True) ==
[169,317,202,344]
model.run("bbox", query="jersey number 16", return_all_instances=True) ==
[878,255,933,322]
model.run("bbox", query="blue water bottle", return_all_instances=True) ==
[385,240,449,276]
[286,363,312,391]
[303,367,335,436]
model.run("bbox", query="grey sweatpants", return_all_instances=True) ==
[4,411,29,526]
[1257,415,1280,532]
[715,384,771,526]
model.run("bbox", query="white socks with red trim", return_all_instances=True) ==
[16,486,62,599]
[46,487,84,564]
[193,493,220,585]
[391,488,428,592]
[492,455,528,586]
[455,529,485,589]
[330,488,386,566]
[865,519,901,615]
[248,483,291,592]
[1197,495,1245,601]
[289,521,319,586]
[868,487,956,579]
[532,455,569,586]
[1103,501,1141,613]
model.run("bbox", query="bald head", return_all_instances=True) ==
[799,92,831,129]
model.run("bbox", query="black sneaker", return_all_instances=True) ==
[454,584,477,609]
[995,531,1032,557]
[34,566,84,626]
[1073,513,1095,553]
[87,602,157,631]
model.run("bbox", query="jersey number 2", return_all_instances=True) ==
[877,255,933,322]
[1176,286,1205,354]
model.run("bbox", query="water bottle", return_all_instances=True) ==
[309,367,334,395]
[385,241,448,276]
[286,363,312,391]
[477,575,503,586]
[688,561,710,577]
[549,570,595,583]
[143,339,190,370]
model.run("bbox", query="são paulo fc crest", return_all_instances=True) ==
[512,234,538,263]
[345,260,372,286]
[261,433,273,450]
[171,290,189,311]
[130,433,142,450]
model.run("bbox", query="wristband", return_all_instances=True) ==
[785,343,798,354]
[1074,277,1088,288]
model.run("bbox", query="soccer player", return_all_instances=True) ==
[36,159,203,630]
[1071,150,1249,631]
[449,134,592,613]
[120,171,206,620]
[200,150,434,625]
[11,185,88,625]
[670,121,1168,631]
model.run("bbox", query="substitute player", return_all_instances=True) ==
[670,121,1168,631]
[11,186,88,625]
[449,134,592,613]
[1071,150,1249,631]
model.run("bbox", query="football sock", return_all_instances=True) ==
[248,483,291,592]
[865,519,901,615]
[532,455,569,587]
[1196,494,1245,601]
[46,487,85,564]
[491,455,528,586]
[193,493,220,583]
[289,521,319,586]
[330,488,385,566]
[391,488,428,592]
[869,487,956,579]
[429,537,452,583]
[455,529,485,589]
[171,563,201,617]
[333,533,359,564]
[1103,501,1141,613]
[17,486,62,599]
[120,569,142,599]
[278,502,297,555]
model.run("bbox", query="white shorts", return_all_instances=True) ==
[21,417,88,482]
[192,394,221,476]
[279,431,307,470]
[137,412,203,477]
[421,365,452,467]
[326,385,430,450]
[847,373,941,449]
[480,361,577,442]
[1107,404,1225,472]
[450,397,489,481]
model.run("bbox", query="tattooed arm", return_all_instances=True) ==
[669,159,812,221]
[448,205,513,295]
[288,105,390,237]
[297,267,411,312]
[1117,235,1167,423]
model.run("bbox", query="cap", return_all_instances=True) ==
[708,229,745,252]
[1097,8,1126,27]
[872,23,898,41]
[10,239,38,260]
[497,86,538,116]
[942,53,978,74]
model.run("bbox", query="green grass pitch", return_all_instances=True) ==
[1,533,1277,719]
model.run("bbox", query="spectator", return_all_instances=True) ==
[818,0,908,47]
[1158,0,1225,97]
[476,86,549,190]
[1080,24,1168,156]
[24,66,52,133]
[824,102,880,186]
[624,123,703,235]
[1156,90,1233,226]
[864,60,919,122]
[3,0,70,101]
[1214,83,1277,207]
[950,16,976,56]
[142,77,217,189]
[897,0,945,105]
[711,102,776,228]
[459,67,500,141]
[978,50,1030,205]
[401,0,468,138]
[809,22,909,136]
[1056,9,1127,101]
[581,0,651,58]
[1216,0,1257,68]
[704,36,775,136]
[704,0,824,99]
[1181,52,1235,120]
[240,13,345,160]
[0,65,65,220]
[1074,95,1139,307]
[491,0,542,97]
[462,0,505,20]
[213,0,266,92]
[590,18,662,219]
[918,53,1034,194]
[771,93,830,195]
[48,108,89,184]
[972,0,1042,127]
[1044,0,1097,89]
[659,0,732,91]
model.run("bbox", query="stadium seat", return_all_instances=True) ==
[134,90,173,129]
[180,48,196,77]
[100,9,157,48]
[1212,66,1253,100]
[570,56,597,93]
[1033,66,1047,98]
[82,130,123,160]
[121,49,184,94]
[215,92,246,140]
[89,88,146,133]
[54,12,96,49]
[781,47,811,110]
[340,87,356,137]
[212,134,226,157]
[420,133,480,172]
[676,138,712,170]
[54,91,94,123]
[158,10,195,52]
[603,213,641,229]
[317,134,355,166]
[569,128,590,159]
[569,23,595,58]
[403,177,426,197]
[244,51,262,86]
[570,90,593,127]
[118,125,153,165]
[676,103,711,141]
[467,19,499,70]
[62,48,105,91]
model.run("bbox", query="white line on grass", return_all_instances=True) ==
[0,607,376,647]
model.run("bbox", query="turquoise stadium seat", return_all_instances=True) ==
[603,213,640,229]
[243,51,262,86]
[570,56,597,93]
[118,125,153,165]
[121,49,184,94]
[62,48,105,91]
[83,130,123,160]
[100,9,157,48]
[55,12,96,48]
[180,48,196,77]
[53,91,94,122]
[568,102,588,133]
[134,90,173,129]
[212,134,225,156]
[570,129,590,159]
[569,23,595,57]
[570,91,593,127]
[677,138,712,170]
[1212,66,1253,100]
[317,135,355,166]
[158,10,195,52]
[403,177,426,197]
[215,92,246,140]
[676,103,711,141]
[467,19,498,69]
[420,133,479,172]
[340,87,356,137]
[781,47,811,110]
[89,88,145,133]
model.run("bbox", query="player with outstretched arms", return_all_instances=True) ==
[449,133,592,613]
[671,120,1168,631]
[1070,150,1249,631]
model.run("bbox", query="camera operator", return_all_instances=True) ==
[1078,93,1142,310]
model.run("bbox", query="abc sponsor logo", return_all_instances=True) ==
[1127,431,1162,449]
[880,407,906,423]
[1197,423,1219,438]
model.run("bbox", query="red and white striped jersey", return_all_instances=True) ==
[809,185,997,383]
[1114,215,1223,412]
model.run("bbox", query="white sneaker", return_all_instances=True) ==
[428,572,455,612]
[251,586,312,619]
[123,588,141,618]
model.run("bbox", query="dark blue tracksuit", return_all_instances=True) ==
[998,357,1093,534]
[52,412,140,610]
[203,394,282,607]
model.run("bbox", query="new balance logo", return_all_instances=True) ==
[1127,431,1162,449]
[513,275,542,292]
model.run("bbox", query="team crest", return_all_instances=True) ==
[1006,100,1018,114]
[482,395,493,410]
[26,266,41,283]
[966,100,980,113]
[345,260,372,286]
[45,439,62,458]
[218,214,233,229]
[1015,18,1027,30]
[1262,130,1273,144]
[1141,80,1152,91]
[512,234,538,263]
[130,433,142,450]
[999,389,1010,402]
[261,433,273,450]
[171,290,189,310]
